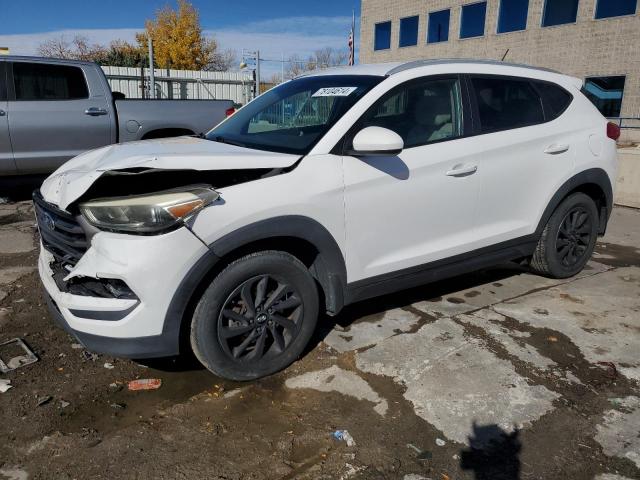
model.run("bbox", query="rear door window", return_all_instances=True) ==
[12,62,89,101]
[470,76,544,133]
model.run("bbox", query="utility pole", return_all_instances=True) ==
[148,36,155,100]
[240,50,267,99]
[255,50,261,96]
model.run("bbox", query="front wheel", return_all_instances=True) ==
[530,192,599,279]
[190,251,319,381]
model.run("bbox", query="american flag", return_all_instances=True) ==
[348,11,355,66]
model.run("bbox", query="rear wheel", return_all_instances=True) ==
[530,192,599,278]
[190,251,319,381]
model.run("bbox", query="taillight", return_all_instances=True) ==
[225,107,236,117]
[606,121,620,141]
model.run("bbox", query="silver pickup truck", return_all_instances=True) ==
[0,56,234,176]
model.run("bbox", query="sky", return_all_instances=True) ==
[0,0,360,76]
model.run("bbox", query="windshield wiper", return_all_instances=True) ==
[213,135,247,148]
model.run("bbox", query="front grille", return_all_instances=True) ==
[33,191,88,266]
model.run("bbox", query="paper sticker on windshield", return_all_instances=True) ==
[312,87,358,97]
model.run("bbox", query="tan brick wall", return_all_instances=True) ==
[360,0,640,141]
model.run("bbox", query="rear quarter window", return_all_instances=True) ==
[533,81,573,120]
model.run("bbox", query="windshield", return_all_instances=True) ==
[206,75,383,155]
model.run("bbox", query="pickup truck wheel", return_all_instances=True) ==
[530,192,599,279]
[190,251,319,381]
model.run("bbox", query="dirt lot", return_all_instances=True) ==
[1,197,639,480]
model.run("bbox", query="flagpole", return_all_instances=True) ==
[348,8,356,66]
[352,8,356,65]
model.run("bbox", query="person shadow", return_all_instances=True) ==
[460,423,522,480]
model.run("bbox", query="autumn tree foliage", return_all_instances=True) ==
[137,0,234,71]
[38,1,233,70]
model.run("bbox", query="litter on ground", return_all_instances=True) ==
[0,379,12,393]
[128,378,162,391]
[0,338,39,373]
[333,429,356,447]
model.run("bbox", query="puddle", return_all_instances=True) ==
[447,297,466,304]
[62,364,239,435]
[594,243,640,268]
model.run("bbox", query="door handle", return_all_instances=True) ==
[446,164,478,177]
[84,107,108,116]
[544,143,569,155]
[0,109,5,116]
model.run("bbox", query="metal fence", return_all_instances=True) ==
[101,66,255,105]
[252,92,337,130]
[608,117,640,130]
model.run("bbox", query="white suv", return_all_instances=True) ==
[36,60,619,380]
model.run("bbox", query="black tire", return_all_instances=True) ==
[530,192,599,279]
[190,251,319,381]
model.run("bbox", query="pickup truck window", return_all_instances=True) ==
[13,62,89,101]
[0,63,6,101]
[207,75,383,155]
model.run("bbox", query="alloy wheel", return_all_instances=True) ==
[555,206,592,267]
[217,275,303,362]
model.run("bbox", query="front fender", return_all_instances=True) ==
[209,215,347,314]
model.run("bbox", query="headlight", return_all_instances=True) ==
[79,186,219,233]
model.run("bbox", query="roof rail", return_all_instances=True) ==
[0,55,97,66]
[386,58,561,76]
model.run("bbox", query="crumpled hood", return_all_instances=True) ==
[40,136,301,210]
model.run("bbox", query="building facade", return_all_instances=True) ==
[360,0,640,141]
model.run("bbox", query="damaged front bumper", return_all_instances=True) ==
[39,225,211,358]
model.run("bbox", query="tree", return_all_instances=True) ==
[136,0,228,71]
[100,41,146,68]
[286,54,307,79]
[38,35,106,61]
[38,35,144,67]
[37,36,74,59]
[313,47,349,70]
[285,47,349,79]
[205,48,237,72]
[37,1,232,71]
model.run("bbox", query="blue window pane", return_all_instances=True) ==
[460,2,487,38]
[374,21,392,50]
[583,76,626,117]
[497,0,529,33]
[399,16,419,47]
[428,9,450,43]
[595,0,637,18]
[542,0,579,27]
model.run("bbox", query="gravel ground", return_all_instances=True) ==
[0,196,639,480]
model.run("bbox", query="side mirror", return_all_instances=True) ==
[349,126,404,156]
